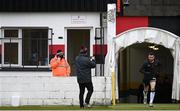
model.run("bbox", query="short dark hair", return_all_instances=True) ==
[148,52,155,56]
[56,50,64,59]
[57,50,62,53]
[80,46,87,54]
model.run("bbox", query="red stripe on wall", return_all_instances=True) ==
[49,44,107,56]
[49,45,65,55]
[116,16,148,35]
[93,45,107,55]
[0,44,106,57]
[0,45,63,56]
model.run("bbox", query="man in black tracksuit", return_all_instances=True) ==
[139,52,161,107]
[75,46,96,108]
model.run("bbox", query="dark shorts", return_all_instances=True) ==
[143,77,156,86]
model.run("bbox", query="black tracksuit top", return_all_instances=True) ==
[139,60,161,79]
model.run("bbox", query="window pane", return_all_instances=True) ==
[4,43,18,64]
[4,30,18,37]
[22,29,48,66]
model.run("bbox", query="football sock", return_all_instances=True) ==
[143,91,148,98]
[150,91,155,104]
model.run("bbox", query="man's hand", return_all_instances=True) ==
[90,56,95,61]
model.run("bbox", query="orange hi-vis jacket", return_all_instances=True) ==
[50,56,71,76]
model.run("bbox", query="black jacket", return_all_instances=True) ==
[139,60,161,79]
[75,54,96,83]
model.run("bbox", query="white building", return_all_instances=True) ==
[0,0,116,106]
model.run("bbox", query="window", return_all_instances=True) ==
[1,29,21,67]
[4,30,18,38]
[22,29,48,66]
[0,28,52,70]
[4,43,18,64]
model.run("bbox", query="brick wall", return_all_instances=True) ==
[0,72,112,106]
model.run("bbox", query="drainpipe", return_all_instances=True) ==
[100,2,104,76]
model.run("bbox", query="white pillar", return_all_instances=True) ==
[105,3,119,100]
[105,4,116,76]
[107,4,116,43]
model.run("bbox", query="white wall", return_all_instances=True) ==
[0,12,100,43]
[0,12,104,56]
[0,72,112,106]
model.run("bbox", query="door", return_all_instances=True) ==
[67,29,90,76]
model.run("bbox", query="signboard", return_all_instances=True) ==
[71,15,87,24]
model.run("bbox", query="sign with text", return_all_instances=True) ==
[71,15,87,24]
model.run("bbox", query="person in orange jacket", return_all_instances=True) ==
[50,50,71,76]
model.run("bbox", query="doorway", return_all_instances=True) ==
[67,29,90,76]
[118,43,173,103]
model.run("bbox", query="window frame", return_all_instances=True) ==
[1,28,22,67]
[4,29,19,38]
[0,27,53,70]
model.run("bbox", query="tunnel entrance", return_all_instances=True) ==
[118,42,173,103]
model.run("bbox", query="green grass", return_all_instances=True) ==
[0,105,110,110]
[110,103,180,110]
[0,104,179,110]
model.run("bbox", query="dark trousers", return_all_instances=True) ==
[78,82,93,107]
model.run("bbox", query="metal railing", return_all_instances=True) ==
[95,27,105,76]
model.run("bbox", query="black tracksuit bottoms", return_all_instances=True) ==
[78,82,94,107]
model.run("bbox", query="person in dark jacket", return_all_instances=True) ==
[75,46,96,109]
[139,52,161,107]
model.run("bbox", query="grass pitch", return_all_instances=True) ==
[0,103,179,110]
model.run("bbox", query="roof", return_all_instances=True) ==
[0,0,116,12]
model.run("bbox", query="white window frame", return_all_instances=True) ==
[1,29,22,67]
[0,27,52,69]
